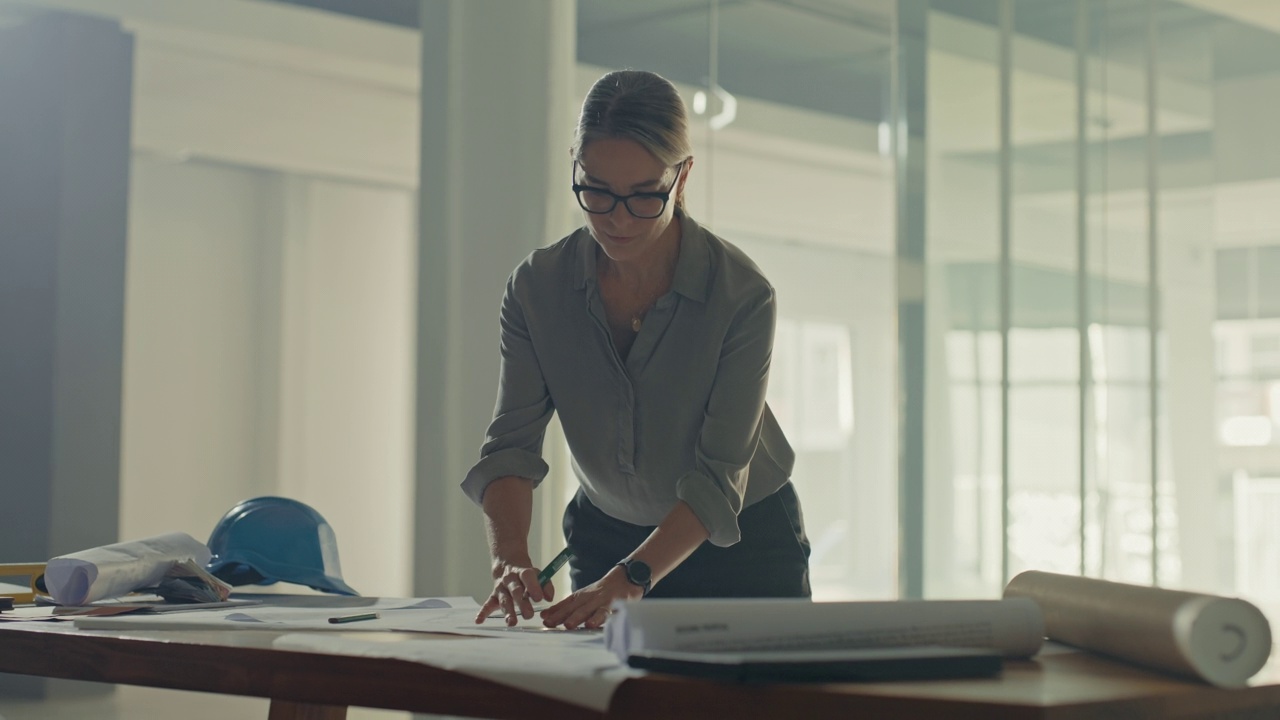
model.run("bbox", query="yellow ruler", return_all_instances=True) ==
[0,563,46,605]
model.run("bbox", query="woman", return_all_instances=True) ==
[463,70,809,630]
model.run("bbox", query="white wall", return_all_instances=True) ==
[120,156,278,542]
[131,32,417,186]
[114,1,420,599]
[276,178,417,597]
[121,159,418,597]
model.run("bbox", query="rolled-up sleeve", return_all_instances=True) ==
[675,286,776,546]
[460,271,555,505]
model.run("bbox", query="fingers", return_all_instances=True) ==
[509,567,550,620]
[540,596,571,628]
[481,565,544,626]
[475,594,501,624]
[519,567,545,604]
[561,601,606,631]
[540,593,612,630]
[498,582,518,626]
[584,606,611,630]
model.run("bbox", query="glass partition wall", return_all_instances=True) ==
[923,0,1279,617]
[570,0,1280,613]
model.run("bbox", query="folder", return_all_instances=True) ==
[626,645,1002,683]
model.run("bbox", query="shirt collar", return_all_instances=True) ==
[670,210,711,303]
[572,210,712,304]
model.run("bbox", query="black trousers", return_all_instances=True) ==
[563,483,811,598]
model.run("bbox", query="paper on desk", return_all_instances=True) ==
[72,596,510,634]
[44,533,211,606]
[0,606,62,621]
[605,597,1045,661]
[73,594,628,709]
[274,631,637,712]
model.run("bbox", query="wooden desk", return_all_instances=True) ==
[1,622,1278,720]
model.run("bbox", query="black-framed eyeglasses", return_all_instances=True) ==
[571,159,686,219]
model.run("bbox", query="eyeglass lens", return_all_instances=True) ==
[576,188,666,218]
[573,161,682,219]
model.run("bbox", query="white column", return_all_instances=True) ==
[1162,187,1218,593]
[414,0,577,597]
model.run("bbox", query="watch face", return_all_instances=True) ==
[628,560,651,584]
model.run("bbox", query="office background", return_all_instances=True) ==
[1,2,1279,714]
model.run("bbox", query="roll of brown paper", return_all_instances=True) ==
[1004,570,1272,687]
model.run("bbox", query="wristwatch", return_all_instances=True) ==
[616,558,652,597]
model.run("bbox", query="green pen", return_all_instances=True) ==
[537,547,575,587]
[328,612,379,624]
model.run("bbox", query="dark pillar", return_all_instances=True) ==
[0,9,132,699]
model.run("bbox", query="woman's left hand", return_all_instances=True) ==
[540,565,643,630]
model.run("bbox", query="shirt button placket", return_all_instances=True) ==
[617,379,636,476]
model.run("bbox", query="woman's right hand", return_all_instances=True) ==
[475,554,552,626]
[474,475,545,626]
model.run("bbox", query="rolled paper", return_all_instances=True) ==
[44,533,212,606]
[1004,570,1272,688]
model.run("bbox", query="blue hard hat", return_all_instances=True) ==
[206,496,358,596]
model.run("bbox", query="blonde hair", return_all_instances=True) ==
[572,70,692,209]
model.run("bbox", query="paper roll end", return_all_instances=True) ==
[45,562,95,606]
[1177,596,1272,688]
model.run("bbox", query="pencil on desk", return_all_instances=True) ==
[328,612,379,624]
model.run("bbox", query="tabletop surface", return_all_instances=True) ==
[2,618,1279,720]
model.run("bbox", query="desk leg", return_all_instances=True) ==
[267,700,348,720]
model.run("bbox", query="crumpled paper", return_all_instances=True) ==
[151,558,231,603]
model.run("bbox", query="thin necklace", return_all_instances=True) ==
[603,228,677,334]
[631,293,663,332]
